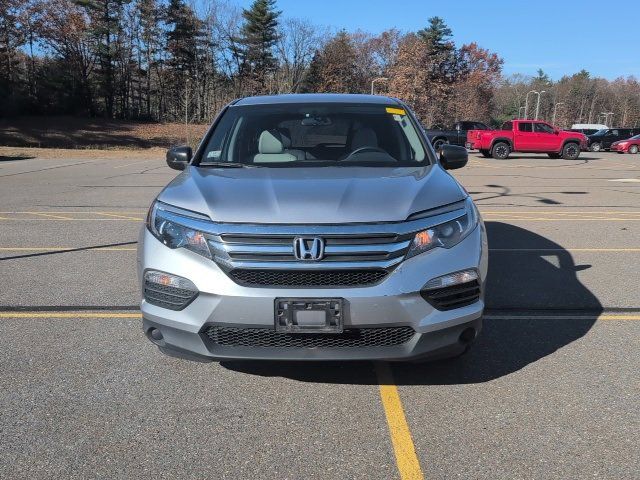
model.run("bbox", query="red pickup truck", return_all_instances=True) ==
[467,120,588,160]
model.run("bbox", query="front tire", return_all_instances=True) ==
[491,142,510,159]
[629,145,639,154]
[590,142,601,152]
[562,142,580,160]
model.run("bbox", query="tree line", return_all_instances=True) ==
[1,0,639,128]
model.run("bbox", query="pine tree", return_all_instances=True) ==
[164,0,206,120]
[137,0,162,118]
[300,50,323,93]
[415,17,458,125]
[0,0,27,113]
[165,0,203,76]
[417,17,453,55]
[76,0,131,118]
[238,0,280,92]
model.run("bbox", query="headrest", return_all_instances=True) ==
[351,127,378,149]
[258,130,284,154]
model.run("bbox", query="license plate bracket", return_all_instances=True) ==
[274,298,344,334]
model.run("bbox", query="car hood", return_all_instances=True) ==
[157,165,467,224]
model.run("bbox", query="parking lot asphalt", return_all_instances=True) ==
[1,150,639,479]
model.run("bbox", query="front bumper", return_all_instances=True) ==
[610,144,626,152]
[137,223,488,361]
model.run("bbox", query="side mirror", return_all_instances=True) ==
[554,130,560,135]
[166,146,192,171]
[439,144,468,170]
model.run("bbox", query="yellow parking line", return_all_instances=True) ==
[0,211,146,214]
[480,211,640,214]
[484,315,640,321]
[0,218,140,221]
[2,312,638,321]
[0,312,142,318]
[0,247,136,251]
[94,212,144,221]
[113,159,158,169]
[490,248,640,252]
[483,218,640,221]
[28,212,73,220]
[0,247,69,251]
[375,362,424,480]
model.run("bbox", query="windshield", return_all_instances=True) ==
[630,134,640,140]
[197,103,430,167]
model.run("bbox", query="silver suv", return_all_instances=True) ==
[138,94,487,362]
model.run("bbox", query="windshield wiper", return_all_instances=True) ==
[198,162,256,168]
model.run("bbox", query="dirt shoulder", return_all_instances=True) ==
[0,146,164,160]
[0,116,208,150]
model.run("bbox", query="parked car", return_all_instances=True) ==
[570,123,608,136]
[138,94,487,363]
[425,121,491,150]
[467,120,588,159]
[610,134,640,154]
[587,128,640,152]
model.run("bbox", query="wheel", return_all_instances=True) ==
[629,145,639,154]
[562,142,580,160]
[491,142,510,159]
[432,138,447,151]
[547,153,561,159]
[480,149,491,158]
[590,142,601,152]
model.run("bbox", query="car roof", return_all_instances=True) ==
[233,93,403,106]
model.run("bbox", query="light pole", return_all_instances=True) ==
[534,90,546,120]
[552,102,564,125]
[524,90,537,119]
[371,77,388,95]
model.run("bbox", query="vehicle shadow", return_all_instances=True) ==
[0,155,35,161]
[222,222,601,385]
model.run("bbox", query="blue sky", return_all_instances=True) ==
[239,0,640,80]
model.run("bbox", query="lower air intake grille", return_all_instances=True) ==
[203,326,415,348]
[421,280,481,311]
[143,281,198,311]
[228,269,388,288]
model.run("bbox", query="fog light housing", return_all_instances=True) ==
[420,269,481,311]
[143,270,198,310]
[423,269,478,290]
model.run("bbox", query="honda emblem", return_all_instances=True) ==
[293,237,325,261]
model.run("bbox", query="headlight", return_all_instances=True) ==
[146,201,211,259]
[406,197,478,259]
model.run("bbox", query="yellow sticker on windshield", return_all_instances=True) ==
[386,107,406,115]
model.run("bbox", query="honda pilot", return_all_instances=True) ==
[138,94,488,362]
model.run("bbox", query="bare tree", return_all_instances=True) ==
[275,18,322,93]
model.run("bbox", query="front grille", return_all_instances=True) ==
[211,234,409,262]
[143,281,198,311]
[203,325,416,348]
[421,280,481,311]
[228,269,388,287]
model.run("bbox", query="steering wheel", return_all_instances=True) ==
[341,146,388,161]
